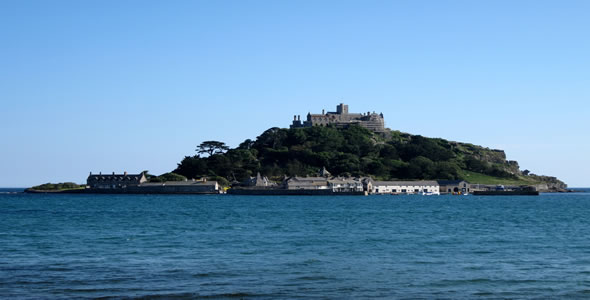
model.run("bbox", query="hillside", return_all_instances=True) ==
[173,125,566,191]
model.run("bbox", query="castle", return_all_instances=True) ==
[290,103,385,133]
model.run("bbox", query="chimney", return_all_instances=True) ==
[298,115,300,121]
[89,171,92,175]
[294,115,297,121]
[99,172,101,175]
[112,172,115,175]
[322,109,325,115]
[124,171,128,176]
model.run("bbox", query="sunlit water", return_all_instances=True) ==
[1,189,590,299]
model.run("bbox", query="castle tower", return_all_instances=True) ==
[336,103,348,115]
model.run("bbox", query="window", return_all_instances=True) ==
[401,189,407,193]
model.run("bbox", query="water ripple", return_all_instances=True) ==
[1,193,590,298]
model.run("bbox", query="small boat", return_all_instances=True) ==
[421,191,440,196]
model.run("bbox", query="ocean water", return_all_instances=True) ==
[1,190,590,299]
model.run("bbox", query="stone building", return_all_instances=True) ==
[281,167,369,192]
[87,172,219,193]
[87,172,147,189]
[437,180,470,194]
[290,103,385,133]
[243,172,274,187]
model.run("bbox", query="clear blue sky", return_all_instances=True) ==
[1,0,588,187]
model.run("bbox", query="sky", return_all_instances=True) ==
[1,0,589,187]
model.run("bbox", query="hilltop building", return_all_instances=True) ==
[290,103,385,133]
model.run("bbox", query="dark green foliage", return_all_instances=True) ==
[197,141,229,156]
[396,135,454,162]
[433,161,460,180]
[174,125,519,183]
[175,156,208,178]
[208,176,230,187]
[31,182,83,191]
[149,172,187,182]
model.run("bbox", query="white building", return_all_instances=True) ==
[372,181,440,195]
[328,178,365,192]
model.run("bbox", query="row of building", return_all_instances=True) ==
[85,170,472,195]
[87,167,540,196]
[86,172,220,194]
[239,168,471,195]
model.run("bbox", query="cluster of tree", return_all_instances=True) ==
[31,182,84,191]
[173,125,518,184]
[145,172,187,183]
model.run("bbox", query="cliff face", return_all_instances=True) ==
[451,143,521,175]
[529,175,568,192]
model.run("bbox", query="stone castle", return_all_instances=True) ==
[290,103,385,132]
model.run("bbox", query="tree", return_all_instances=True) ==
[174,156,208,179]
[197,141,229,156]
[238,139,255,150]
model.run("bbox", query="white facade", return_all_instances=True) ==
[372,181,440,195]
[328,179,364,192]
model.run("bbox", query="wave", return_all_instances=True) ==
[119,292,261,299]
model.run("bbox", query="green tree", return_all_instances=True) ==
[238,139,255,150]
[150,172,187,182]
[174,156,208,179]
[197,141,229,156]
[433,161,460,179]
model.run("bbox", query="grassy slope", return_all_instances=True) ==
[459,170,543,186]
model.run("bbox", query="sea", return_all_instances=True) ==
[1,188,590,299]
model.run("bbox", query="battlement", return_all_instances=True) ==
[290,103,385,132]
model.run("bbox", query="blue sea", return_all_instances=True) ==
[1,189,590,299]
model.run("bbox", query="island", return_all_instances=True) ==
[28,104,568,195]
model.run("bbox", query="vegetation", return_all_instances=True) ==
[30,182,85,191]
[459,171,540,186]
[148,172,187,183]
[173,125,548,185]
[197,141,229,156]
